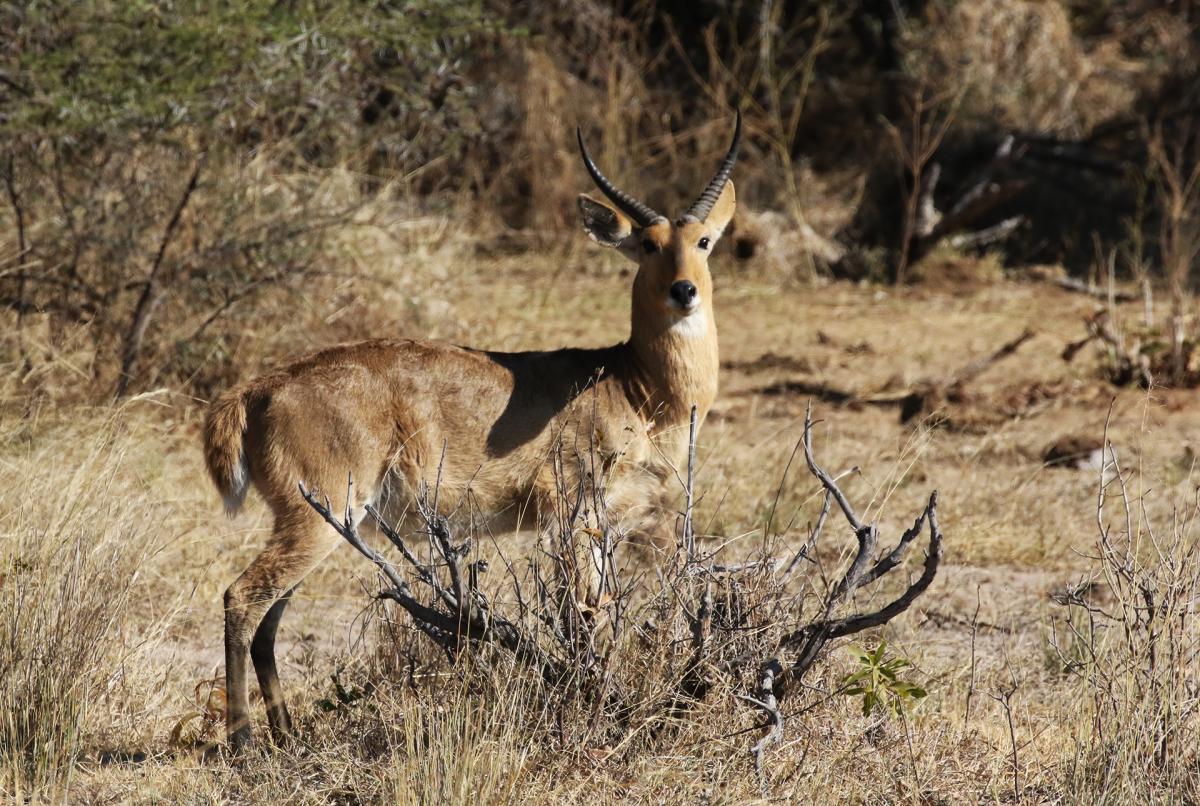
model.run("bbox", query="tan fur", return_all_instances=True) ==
[203,388,251,514]
[207,177,736,750]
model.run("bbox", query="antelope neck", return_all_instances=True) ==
[624,300,719,429]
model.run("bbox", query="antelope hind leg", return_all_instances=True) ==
[224,511,341,751]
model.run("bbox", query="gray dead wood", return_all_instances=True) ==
[740,403,943,781]
[1052,275,1138,303]
[300,479,563,684]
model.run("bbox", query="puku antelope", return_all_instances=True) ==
[204,113,741,749]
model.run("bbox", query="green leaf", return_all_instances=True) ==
[839,641,928,719]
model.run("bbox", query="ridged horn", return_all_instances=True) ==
[577,127,665,229]
[682,110,741,223]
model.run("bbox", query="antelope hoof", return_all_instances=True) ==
[268,726,292,749]
[227,725,253,755]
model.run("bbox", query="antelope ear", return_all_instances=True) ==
[704,180,736,240]
[578,194,634,248]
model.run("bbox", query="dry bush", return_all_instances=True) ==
[0,410,165,798]
[912,0,1094,136]
[2,145,373,400]
[301,406,942,794]
[0,147,484,410]
[1049,436,1200,801]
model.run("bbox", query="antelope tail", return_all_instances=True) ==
[203,386,253,516]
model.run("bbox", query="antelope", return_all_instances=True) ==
[204,113,740,750]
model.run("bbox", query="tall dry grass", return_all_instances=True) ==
[0,405,168,799]
[382,671,536,805]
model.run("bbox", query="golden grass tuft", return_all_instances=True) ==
[0,407,167,798]
[906,0,1173,137]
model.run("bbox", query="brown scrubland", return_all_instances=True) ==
[2,1,1199,802]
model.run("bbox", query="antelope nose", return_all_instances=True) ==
[669,280,698,308]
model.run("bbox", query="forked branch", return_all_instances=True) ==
[786,406,942,674]
[299,479,563,684]
[742,404,943,773]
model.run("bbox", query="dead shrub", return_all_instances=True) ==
[302,406,943,792]
[1049,433,1200,801]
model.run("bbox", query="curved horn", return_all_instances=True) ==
[577,128,665,229]
[682,110,742,223]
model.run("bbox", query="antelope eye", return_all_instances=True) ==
[642,238,659,254]
[697,237,710,250]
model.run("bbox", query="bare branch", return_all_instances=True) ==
[796,493,942,642]
[114,160,203,398]
[784,489,832,575]
[949,327,1036,389]
[802,403,864,531]
[859,504,930,586]
[947,216,1025,250]
[684,405,698,563]
[739,658,784,794]
[1052,275,1138,303]
[914,162,942,238]
[301,483,405,593]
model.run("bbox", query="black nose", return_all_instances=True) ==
[669,280,698,307]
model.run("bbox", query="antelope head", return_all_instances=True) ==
[576,113,741,341]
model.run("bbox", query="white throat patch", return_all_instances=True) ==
[669,309,709,339]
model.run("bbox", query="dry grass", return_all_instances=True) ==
[908,0,1172,137]
[3,236,1200,802]
[0,405,170,798]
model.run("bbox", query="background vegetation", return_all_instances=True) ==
[3,0,1198,404]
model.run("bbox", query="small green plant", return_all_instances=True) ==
[840,642,927,718]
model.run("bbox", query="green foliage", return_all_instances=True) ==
[3,0,495,148]
[0,0,510,399]
[840,641,927,718]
